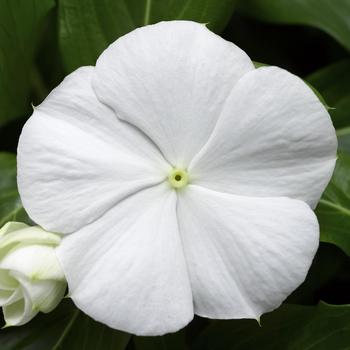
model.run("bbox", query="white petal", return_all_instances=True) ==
[13,272,66,313]
[57,184,193,336]
[0,269,18,290]
[18,66,169,234]
[0,245,65,281]
[93,21,254,167]
[0,226,60,258]
[190,67,337,208]
[0,222,28,237]
[0,290,15,305]
[0,285,22,307]
[2,290,37,326]
[177,185,319,319]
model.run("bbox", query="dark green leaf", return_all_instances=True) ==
[58,0,238,72]
[0,152,30,226]
[133,330,188,350]
[316,152,350,256]
[252,61,267,68]
[307,59,350,152]
[238,0,350,51]
[0,0,55,126]
[305,82,332,111]
[307,62,350,257]
[0,300,131,350]
[287,243,350,304]
[194,302,350,350]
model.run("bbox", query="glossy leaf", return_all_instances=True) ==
[287,242,350,305]
[58,0,238,72]
[193,302,350,350]
[133,330,188,350]
[0,0,55,126]
[238,0,350,51]
[0,153,29,227]
[307,60,350,152]
[0,300,131,350]
[316,152,350,256]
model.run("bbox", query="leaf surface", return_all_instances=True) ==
[317,152,350,256]
[59,0,238,71]
[0,0,54,126]
[0,300,131,350]
[194,302,350,350]
[238,0,350,51]
[0,153,29,227]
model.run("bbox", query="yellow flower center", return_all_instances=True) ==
[168,168,189,189]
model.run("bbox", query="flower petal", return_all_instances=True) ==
[1,288,23,307]
[177,185,319,320]
[93,21,254,167]
[0,290,15,305]
[0,269,18,290]
[0,226,60,258]
[18,66,169,233]
[13,272,66,313]
[0,245,65,281]
[189,66,337,208]
[2,291,37,326]
[0,222,28,237]
[57,184,193,336]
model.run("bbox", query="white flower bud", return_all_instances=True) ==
[0,222,66,327]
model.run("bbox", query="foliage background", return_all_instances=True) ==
[1,0,350,348]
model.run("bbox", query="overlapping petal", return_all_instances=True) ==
[0,245,64,281]
[57,184,193,336]
[17,67,170,233]
[0,224,66,326]
[0,222,27,237]
[93,21,254,167]
[16,20,337,336]
[0,270,18,291]
[13,272,66,313]
[177,185,319,319]
[2,293,36,327]
[0,225,60,258]
[189,66,337,208]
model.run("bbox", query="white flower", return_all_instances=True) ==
[0,222,66,326]
[17,21,337,335]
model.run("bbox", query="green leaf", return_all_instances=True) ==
[0,300,131,350]
[133,330,188,350]
[316,152,350,256]
[305,82,333,112]
[307,59,350,153]
[58,0,238,72]
[193,302,350,350]
[252,61,267,68]
[237,0,350,51]
[287,242,350,304]
[0,0,55,126]
[0,152,30,227]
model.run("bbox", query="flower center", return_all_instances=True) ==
[168,168,189,189]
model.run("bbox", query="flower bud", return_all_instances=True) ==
[0,222,66,327]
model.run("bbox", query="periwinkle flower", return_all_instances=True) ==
[0,222,66,326]
[17,21,337,335]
